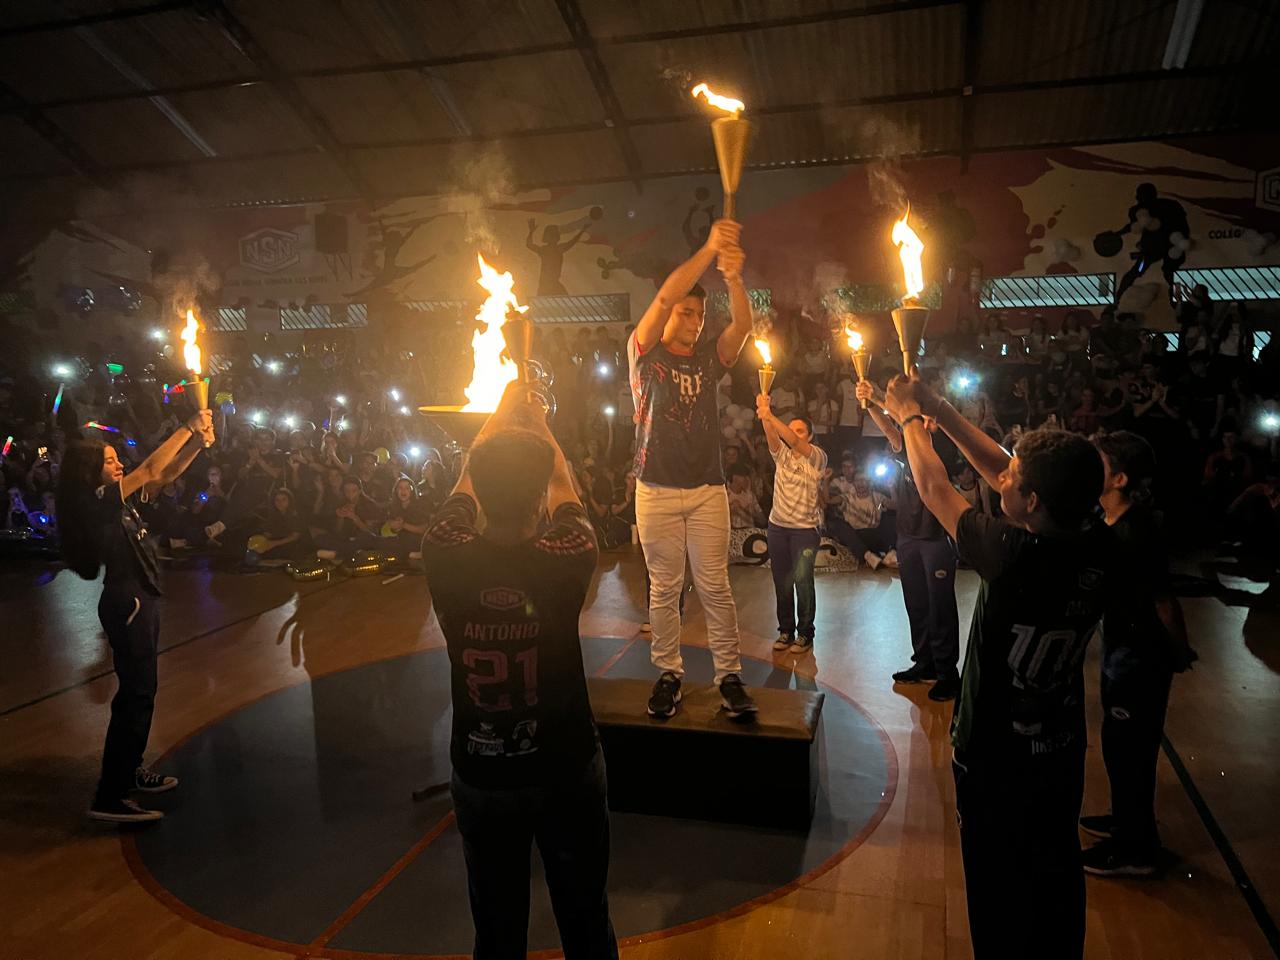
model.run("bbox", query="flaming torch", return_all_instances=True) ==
[692,83,751,220]
[890,209,928,376]
[846,327,871,408]
[755,336,775,396]
[179,308,212,446]
[421,255,550,447]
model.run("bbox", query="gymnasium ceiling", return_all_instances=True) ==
[0,0,1275,213]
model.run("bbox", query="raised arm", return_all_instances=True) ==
[882,377,971,539]
[757,393,813,458]
[633,220,737,354]
[121,410,211,500]
[929,395,1012,490]
[854,380,903,452]
[716,243,752,366]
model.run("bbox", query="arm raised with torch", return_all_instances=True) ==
[626,213,758,721]
[693,83,751,221]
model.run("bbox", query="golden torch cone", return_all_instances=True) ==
[710,116,752,219]
[891,307,929,377]
[851,351,871,407]
[891,209,928,376]
[693,83,751,219]
[754,336,774,395]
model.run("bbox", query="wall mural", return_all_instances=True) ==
[6,134,1280,337]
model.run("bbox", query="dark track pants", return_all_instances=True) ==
[1100,662,1173,852]
[954,746,1087,960]
[95,583,161,804]
[451,747,618,960]
[897,534,959,674]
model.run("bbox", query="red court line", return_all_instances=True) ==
[302,809,458,957]
[592,632,643,677]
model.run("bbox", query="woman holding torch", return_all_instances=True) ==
[58,380,214,821]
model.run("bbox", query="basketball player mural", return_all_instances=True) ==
[1095,183,1192,306]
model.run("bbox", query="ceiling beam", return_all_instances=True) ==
[0,79,113,191]
[0,0,191,39]
[1,60,1254,184]
[19,1,963,111]
[553,0,644,191]
[197,0,376,202]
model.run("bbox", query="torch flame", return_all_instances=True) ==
[754,337,772,365]
[846,328,864,352]
[692,82,745,117]
[462,254,527,412]
[180,309,202,376]
[892,210,925,302]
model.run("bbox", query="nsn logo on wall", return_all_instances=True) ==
[239,228,300,273]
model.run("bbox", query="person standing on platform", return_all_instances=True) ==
[57,407,215,823]
[856,379,960,701]
[627,219,758,720]
[880,374,1114,960]
[422,384,616,960]
[757,398,827,656]
[1081,431,1197,877]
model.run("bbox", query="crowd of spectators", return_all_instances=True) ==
[2,289,1277,575]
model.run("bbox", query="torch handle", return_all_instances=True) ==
[723,192,735,220]
[860,384,868,410]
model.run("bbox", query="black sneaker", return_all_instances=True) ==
[647,671,682,719]
[892,663,937,684]
[1081,839,1159,878]
[1079,814,1114,839]
[135,767,179,793]
[928,670,960,701]
[88,798,163,824]
[719,674,758,719]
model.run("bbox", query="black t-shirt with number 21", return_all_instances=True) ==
[422,494,599,789]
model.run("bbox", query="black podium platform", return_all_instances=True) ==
[588,677,825,831]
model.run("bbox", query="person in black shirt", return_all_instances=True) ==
[1081,432,1196,877]
[422,384,615,960]
[626,218,759,719]
[856,379,961,700]
[252,488,308,561]
[881,374,1113,960]
[386,476,431,557]
[56,408,214,824]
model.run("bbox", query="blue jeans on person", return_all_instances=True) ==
[767,523,820,640]
[450,746,618,960]
[897,534,959,674]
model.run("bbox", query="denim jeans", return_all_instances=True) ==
[95,583,161,803]
[636,482,742,683]
[451,747,617,960]
[766,523,820,640]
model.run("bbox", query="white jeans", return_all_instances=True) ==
[636,481,742,684]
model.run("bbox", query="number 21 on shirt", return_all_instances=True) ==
[463,648,538,712]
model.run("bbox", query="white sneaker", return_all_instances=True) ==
[773,633,793,651]
[204,521,226,540]
[316,549,338,561]
[408,551,422,561]
[883,549,899,569]
[864,550,882,570]
[169,538,188,550]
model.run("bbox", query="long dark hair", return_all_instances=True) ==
[56,439,107,580]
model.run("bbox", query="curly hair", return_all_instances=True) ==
[1013,428,1103,528]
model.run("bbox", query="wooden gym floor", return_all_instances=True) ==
[1,549,1276,960]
